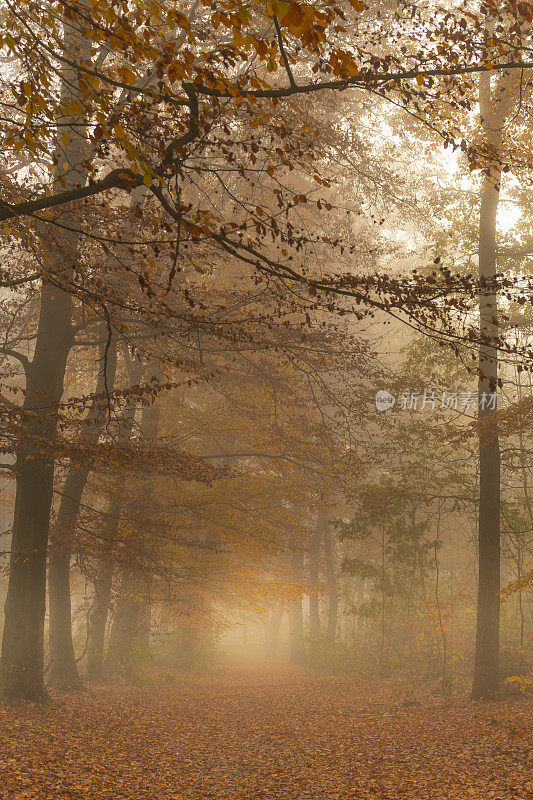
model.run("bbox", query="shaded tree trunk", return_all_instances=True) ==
[104,567,147,679]
[104,396,160,678]
[265,607,284,658]
[471,164,501,699]
[133,399,162,650]
[48,329,118,689]
[85,389,139,681]
[0,10,91,700]
[516,369,532,665]
[85,551,114,682]
[1,293,76,701]
[85,487,124,681]
[289,543,306,664]
[470,66,517,699]
[323,525,338,643]
[309,527,321,641]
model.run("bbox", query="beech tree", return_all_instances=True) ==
[472,61,530,698]
[0,0,532,701]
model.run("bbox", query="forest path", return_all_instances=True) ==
[1,668,531,799]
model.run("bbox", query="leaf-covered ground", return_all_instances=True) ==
[1,669,531,799]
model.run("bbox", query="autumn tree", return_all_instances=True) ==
[1,0,532,701]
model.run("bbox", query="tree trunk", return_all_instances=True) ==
[309,527,321,641]
[471,67,507,700]
[104,568,145,679]
[323,525,338,643]
[516,370,531,666]
[0,7,91,702]
[133,399,162,650]
[104,395,160,678]
[85,487,125,682]
[85,554,114,682]
[1,285,75,701]
[265,607,284,658]
[471,166,501,699]
[288,543,306,664]
[85,389,140,681]
[48,329,118,689]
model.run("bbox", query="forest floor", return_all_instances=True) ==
[0,667,531,800]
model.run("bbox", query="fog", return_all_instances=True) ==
[0,1,531,799]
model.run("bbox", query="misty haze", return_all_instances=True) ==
[0,2,531,799]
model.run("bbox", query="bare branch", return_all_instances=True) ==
[0,84,200,223]
[273,16,296,88]
[0,346,30,372]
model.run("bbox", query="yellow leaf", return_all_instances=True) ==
[149,0,162,19]
[66,99,83,116]
[268,0,290,17]
[237,7,250,24]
